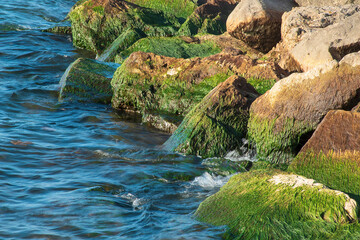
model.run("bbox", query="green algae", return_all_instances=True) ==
[177,13,225,36]
[129,0,197,19]
[195,169,360,240]
[114,36,221,64]
[69,0,182,53]
[247,115,315,164]
[247,77,276,95]
[111,65,233,117]
[59,58,119,104]
[290,151,360,198]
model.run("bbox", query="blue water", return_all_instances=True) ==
[0,1,231,239]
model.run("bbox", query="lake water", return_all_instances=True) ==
[0,1,247,239]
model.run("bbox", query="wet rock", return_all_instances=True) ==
[142,113,182,133]
[43,26,72,35]
[248,54,360,163]
[68,0,182,54]
[281,7,360,71]
[163,75,259,158]
[111,49,284,118]
[178,0,239,36]
[195,169,358,239]
[226,0,297,53]
[290,110,360,196]
[59,58,119,103]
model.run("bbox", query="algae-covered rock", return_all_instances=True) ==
[195,169,359,239]
[290,110,360,197]
[59,58,119,103]
[111,49,283,117]
[43,26,72,35]
[248,55,360,163]
[178,0,238,36]
[97,28,145,62]
[226,0,297,53]
[69,0,182,53]
[163,75,259,158]
[142,112,182,133]
[112,36,221,64]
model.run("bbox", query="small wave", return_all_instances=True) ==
[190,172,232,190]
[224,138,257,162]
[0,23,31,31]
[118,193,146,210]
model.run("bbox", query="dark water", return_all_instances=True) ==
[0,1,240,239]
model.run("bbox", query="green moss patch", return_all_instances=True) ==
[177,13,225,36]
[196,170,360,239]
[247,115,315,164]
[114,36,221,63]
[129,0,197,19]
[290,151,360,198]
[247,77,276,95]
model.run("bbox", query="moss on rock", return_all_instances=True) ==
[113,36,221,64]
[69,0,182,53]
[195,169,360,239]
[163,75,259,158]
[59,58,119,103]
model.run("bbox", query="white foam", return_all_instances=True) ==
[191,172,232,190]
[119,193,146,210]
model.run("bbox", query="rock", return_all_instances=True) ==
[294,0,360,7]
[111,35,222,64]
[43,26,72,35]
[111,49,284,118]
[226,0,297,53]
[290,110,360,197]
[142,113,182,133]
[178,0,238,36]
[282,7,360,71]
[68,0,181,53]
[195,169,359,239]
[97,28,145,62]
[59,58,119,103]
[352,102,360,112]
[163,75,259,158]
[248,54,360,163]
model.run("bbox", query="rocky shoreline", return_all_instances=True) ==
[56,0,360,238]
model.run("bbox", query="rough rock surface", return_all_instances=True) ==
[195,169,359,239]
[290,110,360,197]
[226,0,297,53]
[163,75,259,158]
[111,49,285,117]
[69,0,181,53]
[295,0,360,7]
[248,54,360,163]
[59,58,119,103]
[283,7,360,71]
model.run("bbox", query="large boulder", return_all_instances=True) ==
[290,110,360,197]
[178,0,239,36]
[163,75,259,158]
[226,0,297,53]
[111,49,284,117]
[59,58,119,103]
[68,0,182,54]
[277,6,360,71]
[248,52,360,163]
[195,169,359,239]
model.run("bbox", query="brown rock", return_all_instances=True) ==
[248,55,360,163]
[295,0,360,7]
[226,0,297,53]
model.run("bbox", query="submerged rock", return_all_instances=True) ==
[59,58,119,103]
[226,0,297,53]
[111,49,283,118]
[195,169,359,239]
[248,52,360,163]
[163,75,259,158]
[290,110,360,196]
[68,0,182,53]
